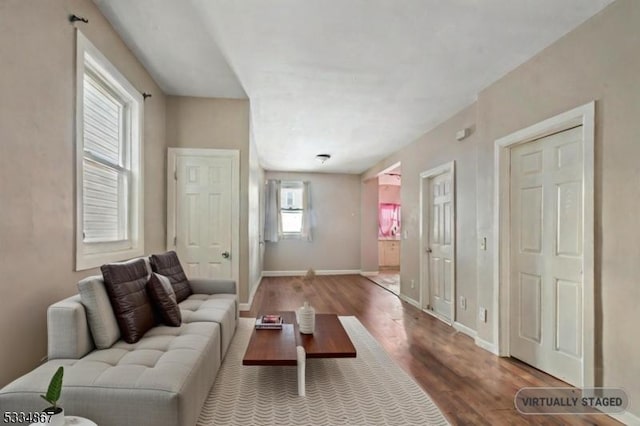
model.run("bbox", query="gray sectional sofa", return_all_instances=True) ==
[0,258,238,426]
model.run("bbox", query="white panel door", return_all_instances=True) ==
[428,171,454,322]
[175,155,233,280]
[510,126,583,385]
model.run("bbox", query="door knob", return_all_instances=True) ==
[221,251,230,259]
[426,248,432,253]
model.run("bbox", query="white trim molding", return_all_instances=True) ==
[474,337,500,356]
[262,270,361,277]
[493,101,595,387]
[359,271,380,277]
[398,294,421,309]
[240,275,263,311]
[453,322,477,339]
[451,322,503,356]
[610,410,640,425]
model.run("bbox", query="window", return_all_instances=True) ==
[75,31,144,270]
[280,182,304,235]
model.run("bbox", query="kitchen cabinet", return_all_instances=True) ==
[378,240,400,267]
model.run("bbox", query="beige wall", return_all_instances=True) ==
[364,0,640,416]
[0,0,167,386]
[263,172,361,272]
[165,97,251,302]
[473,0,640,414]
[248,121,265,300]
[360,178,379,273]
[363,105,478,329]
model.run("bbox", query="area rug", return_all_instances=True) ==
[197,317,449,426]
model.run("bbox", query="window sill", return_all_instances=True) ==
[76,245,145,271]
[280,233,311,240]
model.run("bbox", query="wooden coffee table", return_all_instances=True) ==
[242,311,356,396]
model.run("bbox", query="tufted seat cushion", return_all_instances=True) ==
[179,294,237,358]
[0,322,221,426]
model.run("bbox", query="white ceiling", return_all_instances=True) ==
[94,0,614,174]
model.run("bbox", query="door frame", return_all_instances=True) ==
[493,102,595,387]
[167,148,240,286]
[419,161,456,325]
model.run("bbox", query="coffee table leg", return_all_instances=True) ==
[296,345,306,396]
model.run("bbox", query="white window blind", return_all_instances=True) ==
[83,74,122,164]
[82,72,129,243]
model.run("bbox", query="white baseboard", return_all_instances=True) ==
[239,275,262,311]
[475,336,499,355]
[610,409,640,425]
[360,270,379,277]
[262,269,361,277]
[398,293,420,309]
[453,321,477,338]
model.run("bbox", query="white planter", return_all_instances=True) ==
[43,408,64,426]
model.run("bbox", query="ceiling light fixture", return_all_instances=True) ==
[315,154,331,164]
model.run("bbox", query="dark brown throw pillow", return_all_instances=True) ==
[147,273,182,327]
[149,251,193,303]
[101,259,156,344]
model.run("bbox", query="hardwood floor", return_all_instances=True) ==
[242,275,621,426]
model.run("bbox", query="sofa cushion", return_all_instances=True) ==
[101,259,156,344]
[147,273,182,327]
[149,251,193,303]
[78,276,121,348]
[179,294,237,358]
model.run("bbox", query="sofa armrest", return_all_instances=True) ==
[48,295,94,360]
[189,279,236,295]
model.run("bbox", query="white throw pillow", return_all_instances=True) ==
[78,276,121,348]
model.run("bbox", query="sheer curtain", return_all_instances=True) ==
[264,179,281,242]
[264,179,313,242]
[378,203,400,238]
[300,181,312,241]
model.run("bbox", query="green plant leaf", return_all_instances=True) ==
[43,366,63,408]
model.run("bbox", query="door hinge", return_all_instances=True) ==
[173,236,177,246]
[174,170,177,180]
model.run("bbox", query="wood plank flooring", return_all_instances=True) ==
[242,274,621,426]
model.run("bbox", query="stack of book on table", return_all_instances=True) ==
[255,314,283,330]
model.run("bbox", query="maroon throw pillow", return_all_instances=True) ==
[149,251,193,303]
[101,259,156,343]
[147,273,182,327]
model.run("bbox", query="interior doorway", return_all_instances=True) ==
[368,164,402,295]
[509,126,584,385]
[495,102,595,387]
[420,161,456,325]
[167,148,240,284]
